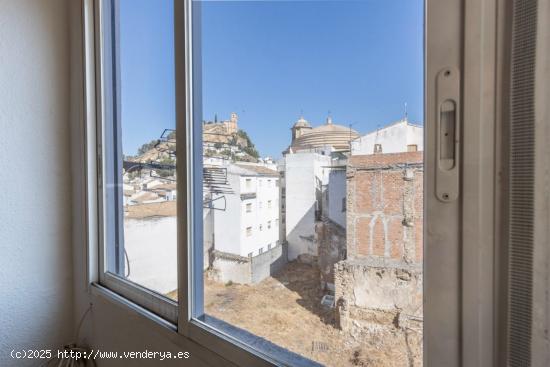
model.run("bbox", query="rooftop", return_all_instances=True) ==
[234,164,280,177]
[125,201,177,219]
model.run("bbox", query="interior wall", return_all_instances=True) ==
[0,1,74,366]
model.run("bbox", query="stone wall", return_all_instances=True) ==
[316,218,346,292]
[210,242,288,284]
[210,251,252,284]
[335,152,423,366]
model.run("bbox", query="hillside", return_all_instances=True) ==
[128,128,260,164]
[132,140,174,163]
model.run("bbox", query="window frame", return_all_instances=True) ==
[173,2,318,365]
[177,0,499,364]
[79,0,502,366]
[93,0,178,324]
[425,0,499,365]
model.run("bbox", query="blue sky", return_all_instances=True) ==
[119,0,424,158]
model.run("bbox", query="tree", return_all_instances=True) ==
[156,156,176,178]
[236,129,251,144]
[244,146,259,159]
[236,130,260,158]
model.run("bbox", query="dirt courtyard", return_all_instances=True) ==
[203,261,417,366]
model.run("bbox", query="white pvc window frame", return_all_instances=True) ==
[93,0,178,324]
[81,0,503,365]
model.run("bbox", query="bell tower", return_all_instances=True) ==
[226,112,238,134]
[291,116,312,142]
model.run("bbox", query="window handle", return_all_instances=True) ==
[436,68,460,202]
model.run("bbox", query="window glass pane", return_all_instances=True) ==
[101,0,177,300]
[194,0,423,365]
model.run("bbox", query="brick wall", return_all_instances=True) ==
[334,152,424,365]
[346,152,423,264]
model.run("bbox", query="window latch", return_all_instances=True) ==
[436,67,460,202]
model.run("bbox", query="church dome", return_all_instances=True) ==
[290,119,359,152]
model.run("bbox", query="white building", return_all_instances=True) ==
[326,168,347,228]
[277,160,287,245]
[124,216,177,295]
[351,119,423,155]
[281,115,358,261]
[237,159,278,172]
[283,150,332,260]
[213,163,281,258]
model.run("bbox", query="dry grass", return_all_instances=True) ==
[168,261,418,366]
[204,262,372,366]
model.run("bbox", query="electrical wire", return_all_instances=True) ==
[124,248,131,278]
[39,304,96,367]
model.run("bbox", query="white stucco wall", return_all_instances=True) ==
[213,174,242,255]
[351,120,424,155]
[284,152,331,260]
[407,124,424,149]
[124,217,177,295]
[327,169,347,228]
[0,1,74,365]
[240,176,280,257]
[203,207,214,270]
[214,171,280,258]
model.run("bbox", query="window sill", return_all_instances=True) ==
[90,284,321,367]
[89,283,234,367]
[91,283,176,332]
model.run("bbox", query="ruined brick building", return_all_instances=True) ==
[335,151,424,366]
[280,116,425,364]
